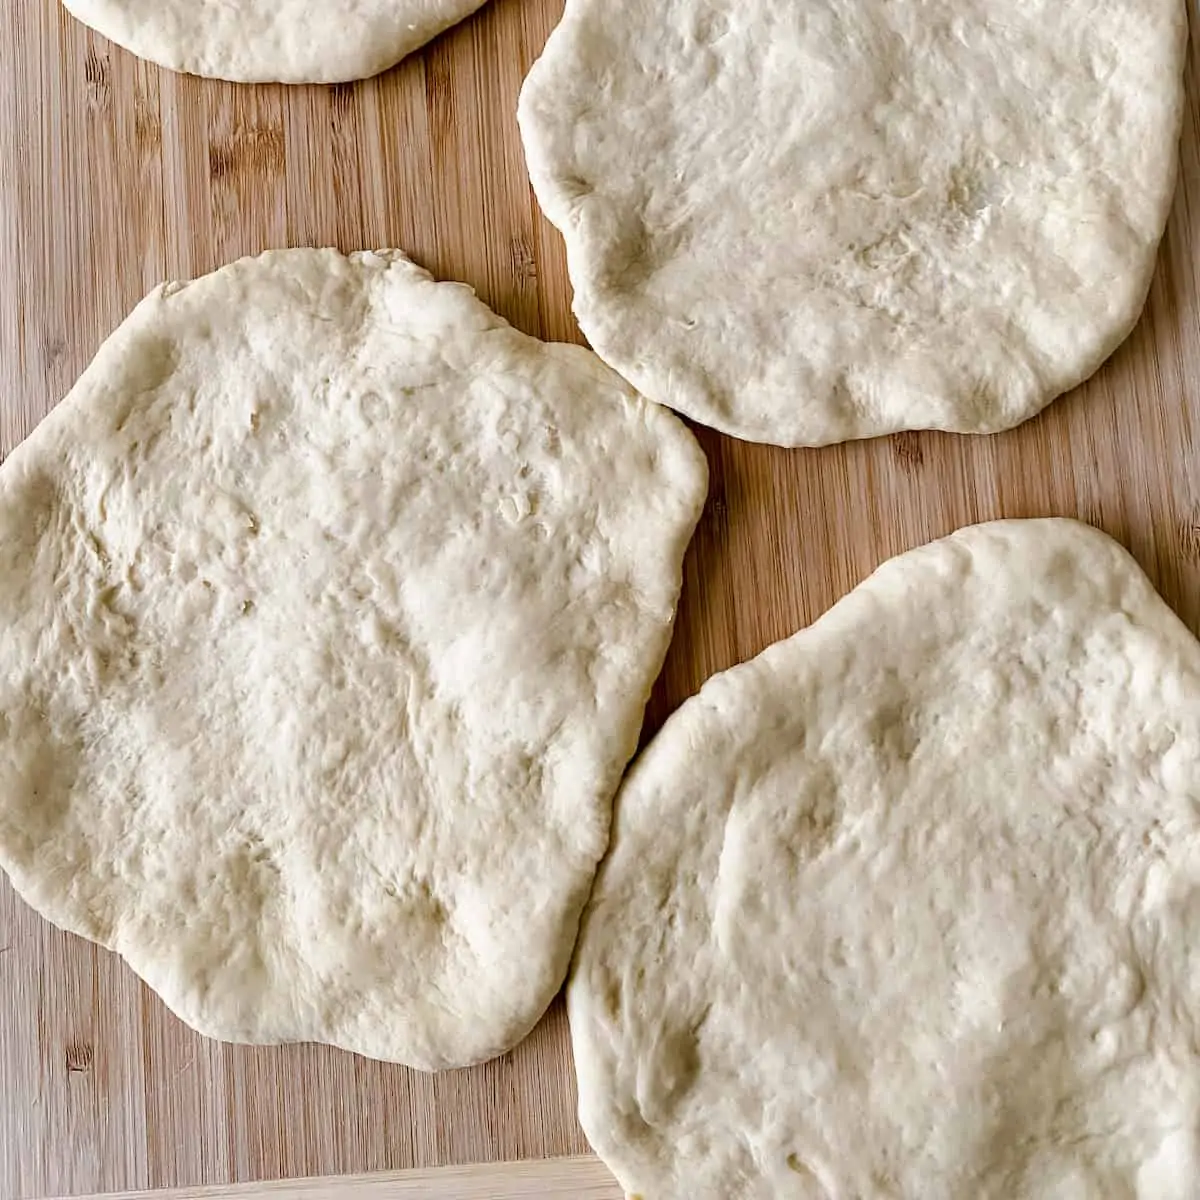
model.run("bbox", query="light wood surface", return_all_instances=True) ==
[71,1158,620,1200]
[1,2,1199,1199]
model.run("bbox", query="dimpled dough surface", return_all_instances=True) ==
[60,0,490,82]
[519,1,1187,446]
[569,520,1200,1198]
[0,248,707,1070]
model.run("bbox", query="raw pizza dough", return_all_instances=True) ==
[519,1,1187,446]
[570,520,1200,1198]
[0,248,707,1070]
[60,0,489,82]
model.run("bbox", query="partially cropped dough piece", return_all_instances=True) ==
[0,248,707,1070]
[570,520,1200,1198]
[60,0,489,82]
[520,1,1187,445]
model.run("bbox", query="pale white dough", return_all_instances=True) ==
[570,520,1200,1198]
[60,0,488,82]
[0,248,707,1070]
[519,2,1187,446]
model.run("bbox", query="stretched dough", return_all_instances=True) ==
[571,520,1200,1197]
[520,1,1187,445]
[61,0,489,82]
[0,248,707,1069]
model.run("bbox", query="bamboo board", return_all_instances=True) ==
[70,1158,620,1200]
[1,2,1198,1198]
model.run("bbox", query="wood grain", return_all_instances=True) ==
[1,1,1199,1198]
[70,1158,620,1200]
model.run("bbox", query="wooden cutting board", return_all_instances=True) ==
[77,1159,621,1200]
[1,3,1198,1198]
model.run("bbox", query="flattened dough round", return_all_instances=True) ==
[0,248,707,1070]
[61,0,488,82]
[570,520,1200,1197]
[520,2,1187,445]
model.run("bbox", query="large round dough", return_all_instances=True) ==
[0,248,707,1070]
[60,0,488,82]
[519,2,1187,446]
[570,520,1200,1198]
